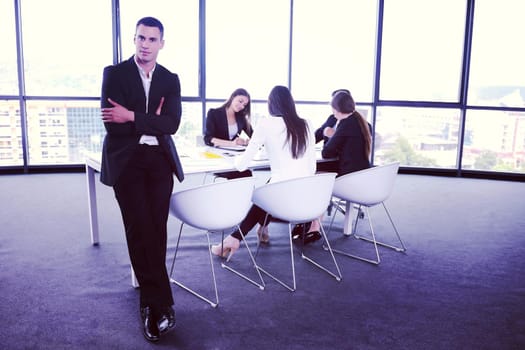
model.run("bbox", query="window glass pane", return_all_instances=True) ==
[206,0,289,100]
[468,1,525,107]
[296,103,372,136]
[120,1,200,97]
[26,101,103,165]
[374,107,460,168]
[463,110,525,173]
[0,1,17,95]
[0,100,23,166]
[292,0,378,102]
[296,104,334,132]
[380,0,466,101]
[175,102,203,150]
[21,0,112,96]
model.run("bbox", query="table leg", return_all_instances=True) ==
[86,163,100,245]
[131,266,139,288]
[343,201,355,235]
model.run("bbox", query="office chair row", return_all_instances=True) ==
[168,162,406,307]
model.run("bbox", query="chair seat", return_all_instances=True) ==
[327,162,406,265]
[224,172,343,291]
[168,177,264,306]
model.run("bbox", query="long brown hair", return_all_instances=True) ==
[267,85,309,159]
[331,91,371,159]
[222,88,252,134]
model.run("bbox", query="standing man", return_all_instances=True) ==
[100,16,183,342]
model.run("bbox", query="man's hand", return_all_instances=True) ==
[101,98,134,123]
[155,97,164,116]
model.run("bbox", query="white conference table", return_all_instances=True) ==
[85,146,273,246]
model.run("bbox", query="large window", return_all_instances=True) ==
[205,0,290,100]
[468,0,525,107]
[380,0,467,102]
[1,0,524,178]
[0,100,22,166]
[291,0,377,102]
[20,0,112,97]
[25,100,102,165]
[374,107,460,168]
[0,1,18,96]
[463,110,525,172]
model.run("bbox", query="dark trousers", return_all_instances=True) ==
[231,204,268,241]
[113,144,174,311]
[231,204,288,241]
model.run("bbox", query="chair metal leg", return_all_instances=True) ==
[354,203,407,253]
[256,220,343,292]
[330,206,381,264]
[256,223,297,292]
[329,202,406,265]
[169,223,219,307]
[220,226,266,290]
[301,220,342,282]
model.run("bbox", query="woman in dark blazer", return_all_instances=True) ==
[321,90,372,176]
[314,88,350,173]
[302,89,372,240]
[204,88,253,179]
[204,88,253,147]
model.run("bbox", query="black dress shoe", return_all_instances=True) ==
[140,306,160,342]
[158,306,176,334]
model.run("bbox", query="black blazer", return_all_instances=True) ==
[100,56,184,186]
[314,114,337,144]
[321,115,371,176]
[203,107,252,146]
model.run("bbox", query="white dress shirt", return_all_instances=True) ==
[135,57,158,146]
[235,116,316,183]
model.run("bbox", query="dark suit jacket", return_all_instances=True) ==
[321,115,371,176]
[203,107,253,146]
[100,56,183,186]
[314,114,337,144]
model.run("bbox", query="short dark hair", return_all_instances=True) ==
[136,17,164,38]
[331,88,350,97]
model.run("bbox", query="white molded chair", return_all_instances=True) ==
[327,162,407,265]
[169,177,265,307]
[236,173,342,292]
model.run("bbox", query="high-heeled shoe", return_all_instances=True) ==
[211,235,240,261]
[257,225,270,244]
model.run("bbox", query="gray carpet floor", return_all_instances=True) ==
[0,172,524,350]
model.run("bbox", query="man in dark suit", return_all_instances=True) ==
[100,16,183,342]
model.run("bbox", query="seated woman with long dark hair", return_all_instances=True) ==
[211,85,316,259]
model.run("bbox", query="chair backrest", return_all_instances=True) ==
[252,173,337,223]
[332,162,400,206]
[170,177,255,231]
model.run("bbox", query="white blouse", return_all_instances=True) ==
[234,116,316,183]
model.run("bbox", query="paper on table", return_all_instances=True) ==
[202,151,223,159]
[238,129,250,140]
